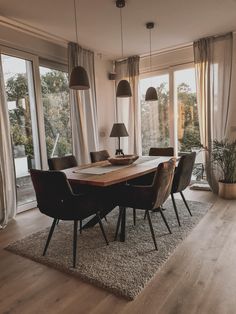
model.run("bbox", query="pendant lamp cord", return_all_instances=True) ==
[120,8,124,58]
[74,0,79,44]
[149,28,152,71]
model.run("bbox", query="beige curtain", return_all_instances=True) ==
[194,33,233,193]
[115,56,141,155]
[68,42,99,165]
[0,56,17,228]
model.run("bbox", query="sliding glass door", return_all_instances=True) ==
[140,65,201,155]
[174,67,200,153]
[140,73,170,155]
[1,51,43,211]
[39,66,72,158]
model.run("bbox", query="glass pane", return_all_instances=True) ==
[174,68,201,152]
[39,66,72,158]
[140,74,170,155]
[1,54,40,208]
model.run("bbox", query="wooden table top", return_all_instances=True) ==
[63,156,173,187]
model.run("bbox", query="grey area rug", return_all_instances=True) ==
[6,199,212,300]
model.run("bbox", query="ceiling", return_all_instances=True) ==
[0,0,236,59]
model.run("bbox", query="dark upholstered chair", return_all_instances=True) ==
[149,147,174,157]
[48,155,78,171]
[171,152,196,226]
[114,159,176,250]
[48,154,83,224]
[131,147,174,224]
[90,150,110,163]
[30,169,110,268]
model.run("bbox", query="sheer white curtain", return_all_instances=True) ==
[194,33,233,193]
[0,56,17,228]
[68,43,99,165]
[115,56,141,155]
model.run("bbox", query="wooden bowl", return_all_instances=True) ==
[108,155,139,165]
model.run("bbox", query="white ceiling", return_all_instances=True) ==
[0,0,236,59]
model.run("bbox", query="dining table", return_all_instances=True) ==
[63,155,173,242]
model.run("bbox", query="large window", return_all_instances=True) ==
[140,66,201,155]
[39,66,72,158]
[174,68,200,152]
[1,54,41,209]
[140,74,170,155]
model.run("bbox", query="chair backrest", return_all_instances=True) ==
[48,155,77,170]
[151,158,176,209]
[172,152,196,193]
[30,169,73,217]
[90,150,110,163]
[149,147,174,157]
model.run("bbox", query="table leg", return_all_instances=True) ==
[119,206,126,242]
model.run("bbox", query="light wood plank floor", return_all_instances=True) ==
[1,189,236,314]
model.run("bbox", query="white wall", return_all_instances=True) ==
[94,56,116,154]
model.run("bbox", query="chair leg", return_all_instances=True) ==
[43,218,57,256]
[171,193,181,226]
[73,220,78,268]
[180,191,192,216]
[104,216,108,223]
[146,210,158,250]
[133,208,136,226]
[144,211,147,220]
[56,219,60,225]
[97,212,109,245]
[114,207,122,241]
[159,207,172,234]
[79,220,82,234]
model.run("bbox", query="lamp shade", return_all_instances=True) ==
[69,66,90,90]
[116,80,132,98]
[145,86,158,101]
[110,123,129,137]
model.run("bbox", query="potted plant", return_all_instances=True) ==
[212,139,236,199]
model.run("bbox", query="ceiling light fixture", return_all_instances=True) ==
[69,0,90,90]
[145,22,158,101]
[115,0,132,98]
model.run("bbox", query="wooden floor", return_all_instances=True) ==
[1,189,236,314]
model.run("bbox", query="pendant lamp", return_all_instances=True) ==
[115,0,132,98]
[145,22,158,101]
[69,0,90,90]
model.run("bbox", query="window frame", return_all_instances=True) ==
[0,45,48,212]
[0,47,70,212]
[38,62,72,159]
[139,62,196,155]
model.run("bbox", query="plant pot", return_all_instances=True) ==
[218,181,236,200]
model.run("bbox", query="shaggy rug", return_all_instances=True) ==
[6,199,212,300]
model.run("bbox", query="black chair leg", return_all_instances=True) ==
[146,210,158,250]
[97,212,109,245]
[43,218,57,256]
[171,193,181,226]
[104,216,108,223]
[180,191,192,216]
[73,220,78,268]
[144,211,147,220]
[56,219,60,225]
[133,208,136,226]
[114,207,122,241]
[79,220,82,234]
[159,207,172,234]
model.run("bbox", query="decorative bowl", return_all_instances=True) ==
[108,155,139,165]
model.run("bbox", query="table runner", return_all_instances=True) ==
[74,156,170,175]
